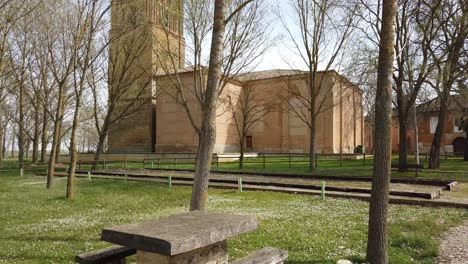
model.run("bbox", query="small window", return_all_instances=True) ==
[430,116,438,134]
[246,136,253,149]
[454,118,463,132]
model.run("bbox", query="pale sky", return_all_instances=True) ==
[253,0,305,71]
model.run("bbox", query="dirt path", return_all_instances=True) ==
[435,221,468,264]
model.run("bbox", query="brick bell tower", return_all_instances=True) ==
[107,0,185,153]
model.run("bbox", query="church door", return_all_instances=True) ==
[246,136,253,150]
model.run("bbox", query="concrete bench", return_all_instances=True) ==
[75,245,136,264]
[76,211,287,264]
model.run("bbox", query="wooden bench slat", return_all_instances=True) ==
[75,245,136,264]
[231,247,288,264]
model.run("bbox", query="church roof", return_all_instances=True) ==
[237,69,309,82]
[155,68,361,92]
[417,95,467,113]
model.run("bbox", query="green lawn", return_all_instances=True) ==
[0,162,467,264]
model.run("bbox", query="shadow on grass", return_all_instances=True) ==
[0,254,72,263]
[3,234,99,243]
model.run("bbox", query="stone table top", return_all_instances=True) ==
[101,211,257,256]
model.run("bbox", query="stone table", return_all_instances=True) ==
[101,211,258,264]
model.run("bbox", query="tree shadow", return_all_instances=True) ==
[3,234,98,243]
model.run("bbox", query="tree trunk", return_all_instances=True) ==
[398,112,408,171]
[32,97,41,163]
[190,0,226,211]
[40,105,48,163]
[239,138,244,169]
[366,1,397,263]
[25,139,31,158]
[0,120,3,166]
[2,124,7,160]
[464,130,468,162]
[67,99,82,200]
[55,128,62,162]
[47,84,66,189]
[309,123,316,171]
[92,123,109,170]
[309,71,317,171]
[413,104,419,164]
[428,95,448,169]
[11,127,15,158]
[18,84,24,169]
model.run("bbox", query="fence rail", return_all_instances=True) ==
[65,151,464,171]
[72,153,370,171]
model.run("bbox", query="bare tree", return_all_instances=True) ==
[188,0,257,211]
[366,0,397,263]
[66,0,109,200]
[225,84,278,169]
[45,0,90,189]
[149,0,267,210]
[454,81,468,161]
[392,0,439,171]
[7,12,37,169]
[0,1,42,98]
[427,0,467,169]
[281,0,359,170]
[155,0,269,144]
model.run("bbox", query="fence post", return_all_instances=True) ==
[339,153,342,167]
[445,151,448,160]
[168,176,172,189]
[124,159,127,169]
[262,154,266,169]
[88,171,92,181]
[173,158,176,169]
[321,181,326,200]
[288,153,292,168]
[157,159,160,168]
[238,177,243,193]
[363,152,366,166]
[315,154,318,168]
[216,155,219,168]
[425,152,428,162]
[78,160,82,170]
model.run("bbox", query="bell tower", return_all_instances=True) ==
[107,0,185,153]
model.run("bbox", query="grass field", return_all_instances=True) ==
[0,161,467,264]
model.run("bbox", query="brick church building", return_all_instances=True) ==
[106,0,364,154]
[365,96,467,155]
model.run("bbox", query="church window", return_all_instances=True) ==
[430,116,438,134]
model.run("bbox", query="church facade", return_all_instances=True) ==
[107,0,364,154]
